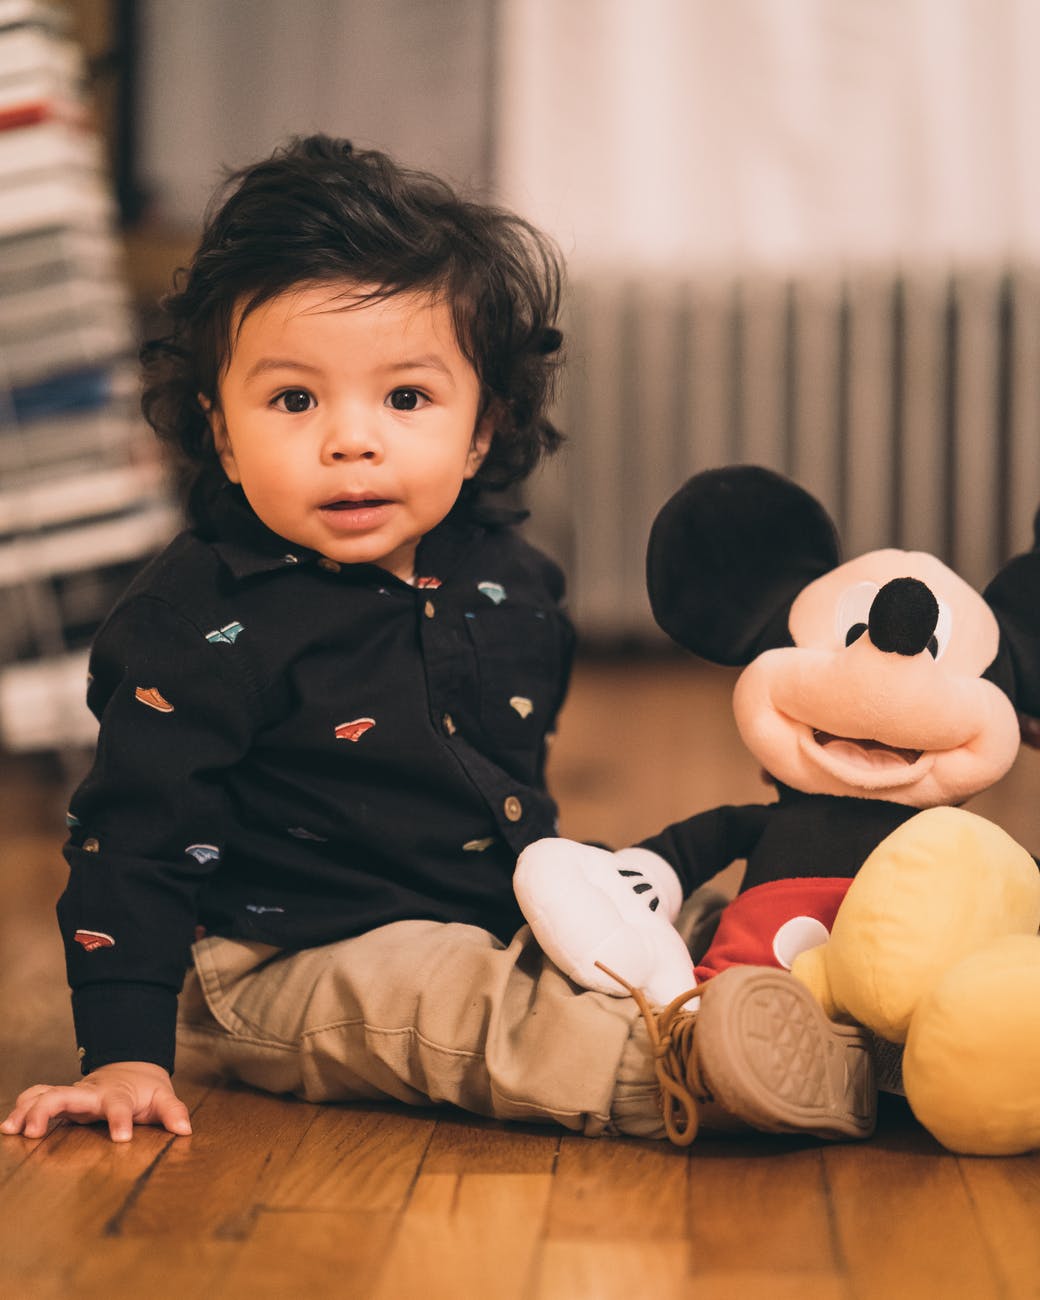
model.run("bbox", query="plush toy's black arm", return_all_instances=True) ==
[635,803,773,897]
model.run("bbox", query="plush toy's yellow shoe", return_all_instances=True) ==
[791,805,1040,1041]
[903,934,1040,1155]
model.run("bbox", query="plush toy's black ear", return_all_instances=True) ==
[647,465,841,664]
[982,547,1040,715]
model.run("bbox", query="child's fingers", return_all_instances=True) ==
[1,1084,54,1133]
[11,1086,99,1137]
[2,1085,73,1136]
[102,1096,136,1143]
[2,1074,188,1143]
[151,1091,192,1136]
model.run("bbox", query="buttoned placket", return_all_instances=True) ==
[416,581,535,851]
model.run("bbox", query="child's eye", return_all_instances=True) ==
[273,389,315,413]
[386,387,429,411]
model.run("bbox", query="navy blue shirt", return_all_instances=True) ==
[59,477,574,1074]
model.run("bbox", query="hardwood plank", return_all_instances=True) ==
[66,1239,241,1300]
[0,1121,193,1297]
[552,658,764,849]
[824,1126,1005,1300]
[373,1170,553,1300]
[685,1137,844,1279]
[546,1134,688,1240]
[114,1083,319,1237]
[217,1209,399,1300]
[262,1102,436,1213]
[0,1128,43,1189]
[0,827,76,1108]
[689,1273,851,1300]
[533,1240,692,1300]
[419,1111,560,1174]
[958,1156,1040,1300]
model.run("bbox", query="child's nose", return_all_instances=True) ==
[322,413,382,462]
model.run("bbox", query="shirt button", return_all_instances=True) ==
[503,796,523,822]
[83,837,100,853]
[424,600,436,619]
[318,557,341,573]
[442,713,456,736]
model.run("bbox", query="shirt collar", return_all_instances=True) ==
[192,472,519,585]
[193,477,313,579]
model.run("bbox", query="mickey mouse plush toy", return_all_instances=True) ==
[516,465,1040,1154]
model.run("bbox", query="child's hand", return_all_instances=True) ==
[0,1061,192,1143]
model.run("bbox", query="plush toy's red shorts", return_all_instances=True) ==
[694,876,853,982]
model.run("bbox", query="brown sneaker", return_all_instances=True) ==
[601,962,877,1146]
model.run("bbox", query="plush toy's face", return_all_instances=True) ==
[732,549,1021,807]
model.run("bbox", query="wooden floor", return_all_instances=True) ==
[2,655,1040,1300]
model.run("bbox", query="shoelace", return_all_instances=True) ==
[596,961,710,1146]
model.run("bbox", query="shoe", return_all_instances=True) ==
[603,962,877,1146]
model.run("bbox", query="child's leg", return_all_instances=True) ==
[177,920,654,1136]
[177,912,875,1143]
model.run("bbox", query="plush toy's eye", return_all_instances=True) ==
[836,581,878,648]
[927,597,952,659]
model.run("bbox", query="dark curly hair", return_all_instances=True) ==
[141,135,564,505]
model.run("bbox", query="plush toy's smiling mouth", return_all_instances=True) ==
[811,729,923,767]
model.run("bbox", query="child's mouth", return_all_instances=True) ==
[321,498,390,511]
[318,498,393,532]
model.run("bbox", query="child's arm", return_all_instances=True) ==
[49,589,256,1132]
[2,1062,191,1142]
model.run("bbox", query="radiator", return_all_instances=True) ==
[525,269,1040,640]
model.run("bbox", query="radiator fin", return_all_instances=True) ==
[527,268,1040,639]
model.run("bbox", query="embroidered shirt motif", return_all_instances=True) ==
[205,621,245,644]
[334,717,376,742]
[135,686,174,713]
[185,844,221,864]
[73,929,115,951]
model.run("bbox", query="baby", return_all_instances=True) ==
[3,136,868,1148]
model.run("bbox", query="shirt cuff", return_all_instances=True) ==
[71,982,179,1075]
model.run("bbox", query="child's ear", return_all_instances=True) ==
[464,408,495,478]
[199,393,240,484]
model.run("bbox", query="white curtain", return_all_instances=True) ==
[137,0,495,231]
[494,0,1040,274]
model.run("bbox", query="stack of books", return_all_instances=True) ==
[0,0,179,751]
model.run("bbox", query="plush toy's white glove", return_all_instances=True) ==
[514,839,698,1007]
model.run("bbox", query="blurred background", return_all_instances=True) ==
[2,0,1040,822]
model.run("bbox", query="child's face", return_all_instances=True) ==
[207,282,491,581]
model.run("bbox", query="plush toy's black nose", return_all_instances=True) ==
[868,577,940,655]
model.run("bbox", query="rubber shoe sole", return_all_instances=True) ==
[694,965,877,1141]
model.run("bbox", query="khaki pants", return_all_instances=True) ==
[177,889,730,1140]
[177,920,671,1139]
